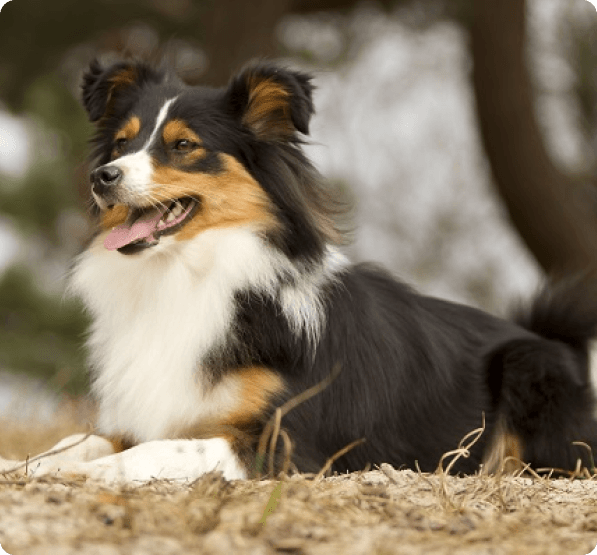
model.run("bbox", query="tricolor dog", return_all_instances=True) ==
[2,59,597,483]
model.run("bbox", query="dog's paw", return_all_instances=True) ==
[81,438,247,484]
[0,434,117,478]
[0,456,22,476]
[1,436,246,484]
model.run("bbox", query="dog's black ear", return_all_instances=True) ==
[81,59,165,122]
[226,62,315,141]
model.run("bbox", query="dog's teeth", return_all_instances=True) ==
[171,202,183,217]
[166,212,176,222]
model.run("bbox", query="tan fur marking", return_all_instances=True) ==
[243,76,293,140]
[225,367,285,428]
[100,204,128,231]
[162,119,202,146]
[98,67,139,121]
[151,154,279,238]
[173,367,285,444]
[161,120,206,162]
[106,435,135,453]
[483,421,525,474]
[115,116,141,142]
[109,67,137,89]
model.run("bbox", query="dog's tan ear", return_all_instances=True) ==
[81,60,164,122]
[226,62,314,142]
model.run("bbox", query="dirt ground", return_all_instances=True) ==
[0,413,597,555]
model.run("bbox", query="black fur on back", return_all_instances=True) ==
[227,263,597,475]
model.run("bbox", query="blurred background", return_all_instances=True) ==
[0,0,597,416]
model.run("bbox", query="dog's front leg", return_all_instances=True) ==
[78,437,248,484]
[0,435,247,484]
[0,433,120,478]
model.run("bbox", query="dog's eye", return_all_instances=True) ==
[114,137,128,152]
[174,139,196,152]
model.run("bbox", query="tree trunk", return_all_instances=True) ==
[198,0,393,86]
[200,0,597,278]
[198,0,293,86]
[471,0,597,277]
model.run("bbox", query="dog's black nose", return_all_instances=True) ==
[91,165,123,196]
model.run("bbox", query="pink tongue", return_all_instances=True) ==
[104,208,165,250]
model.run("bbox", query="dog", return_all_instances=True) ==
[1,58,597,483]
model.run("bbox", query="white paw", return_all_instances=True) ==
[1,436,246,484]
[81,438,247,484]
[0,434,116,478]
[0,456,20,474]
[33,434,115,463]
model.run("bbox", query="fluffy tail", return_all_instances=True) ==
[485,280,597,474]
[514,280,597,360]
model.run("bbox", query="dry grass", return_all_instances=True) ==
[0,407,597,555]
[2,465,597,555]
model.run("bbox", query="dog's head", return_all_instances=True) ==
[81,58,336,258]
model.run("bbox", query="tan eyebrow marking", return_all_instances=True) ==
[114,116,141,142]
[162,119,202,145]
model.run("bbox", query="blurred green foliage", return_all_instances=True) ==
[0,76,91,241]
[0,0,209,394]
[0,267,90,394]
[0,0,205,111]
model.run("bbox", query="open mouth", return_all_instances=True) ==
[103,197,200,255]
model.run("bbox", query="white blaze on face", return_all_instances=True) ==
[111,97,177,199]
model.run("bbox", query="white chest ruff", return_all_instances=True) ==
[70,227,347,442]
[71,228,281,441]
